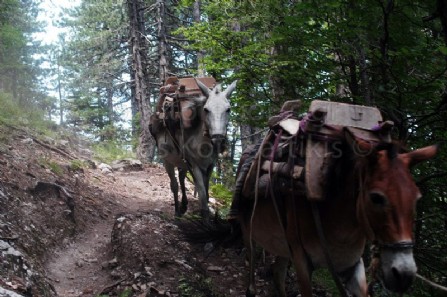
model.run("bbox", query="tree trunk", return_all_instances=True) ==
[57,61,64,125]
[193,1,205,76]
[127,0,156,162]
[240,123,263,152]
[268,45,283,103]
[357,46,372,105]
[97,89,105,141]
[106,86,114,128]
[437,0,447,48]
[230,15,264,152]
[12,69,18,102]
[157,0,170,85]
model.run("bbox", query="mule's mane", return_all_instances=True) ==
[323,140,402,208]
[376,141,406,160]
[213,84,222,94]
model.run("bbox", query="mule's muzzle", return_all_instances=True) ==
[380,243,417,294]
[382,266,416,293]
[211,134,226,144]
[211,134,226,154]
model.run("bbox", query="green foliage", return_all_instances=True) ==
[178,275,222,297]
[70,159,88,171]
[312,269,340,296]
[0,91,54,133]
[177,0,447,133]
[38,157,63,176]
[119,289,132,297]
[92,140,135,163]
[209,183,233,208]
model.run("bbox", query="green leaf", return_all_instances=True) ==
[438,46,447,55]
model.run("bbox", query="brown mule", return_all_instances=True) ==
[236,131,437,297]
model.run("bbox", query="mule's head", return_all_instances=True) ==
[349,135,438,293]
[197,80,236,150]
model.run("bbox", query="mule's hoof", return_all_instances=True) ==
[245,288,256,297]
[200,209,210,220]
[227,207,239,219]
[179,204,188,215]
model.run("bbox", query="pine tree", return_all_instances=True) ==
[61,0,130,140]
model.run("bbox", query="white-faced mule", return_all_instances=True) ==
[151,78,237,218]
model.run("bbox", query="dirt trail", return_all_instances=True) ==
[45,165,195,297]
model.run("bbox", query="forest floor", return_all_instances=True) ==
[0,124,332,297]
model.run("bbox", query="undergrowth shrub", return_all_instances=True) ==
[92,140,135,163]
[0,91,53,134]
[209,183,233,208]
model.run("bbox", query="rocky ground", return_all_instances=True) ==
[0,124,315,297]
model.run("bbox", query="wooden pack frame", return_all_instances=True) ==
[159,76,216,99]
[154,76,216,126]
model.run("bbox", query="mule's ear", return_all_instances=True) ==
[225,80,237,98]
[402,144,438,167]
[343,127,375,157]
[196,79,210,97]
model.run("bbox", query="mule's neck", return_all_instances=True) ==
[325,149,367,228]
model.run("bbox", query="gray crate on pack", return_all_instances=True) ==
[308,100,383,130]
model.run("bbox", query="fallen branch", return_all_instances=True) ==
[416,273,447,294]
[0,120,78,160]
[32,137,76,160]
[0,236,19,241]
[99,278,128,295]
[32,181,74,199]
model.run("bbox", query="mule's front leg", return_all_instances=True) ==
[178,168,188,215]
[191,166,210,218]
[164,163,180,216]
[272,256,289,297]
[244,237,257,297]
[285,230,313,297]
[342,258,368,297]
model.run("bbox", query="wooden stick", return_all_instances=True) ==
[261,160,303,179]
[416,273,447,294]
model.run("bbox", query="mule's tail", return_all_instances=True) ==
[177,214,242,250]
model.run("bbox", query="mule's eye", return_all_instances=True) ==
[226,108,230,113]
[204,107,209,113]
[370,192,387,206]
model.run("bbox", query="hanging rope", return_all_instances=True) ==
[238,127,270,141]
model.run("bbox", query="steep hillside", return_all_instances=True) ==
[0,124,305,297]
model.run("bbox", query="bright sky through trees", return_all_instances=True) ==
[34,0,80,45]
